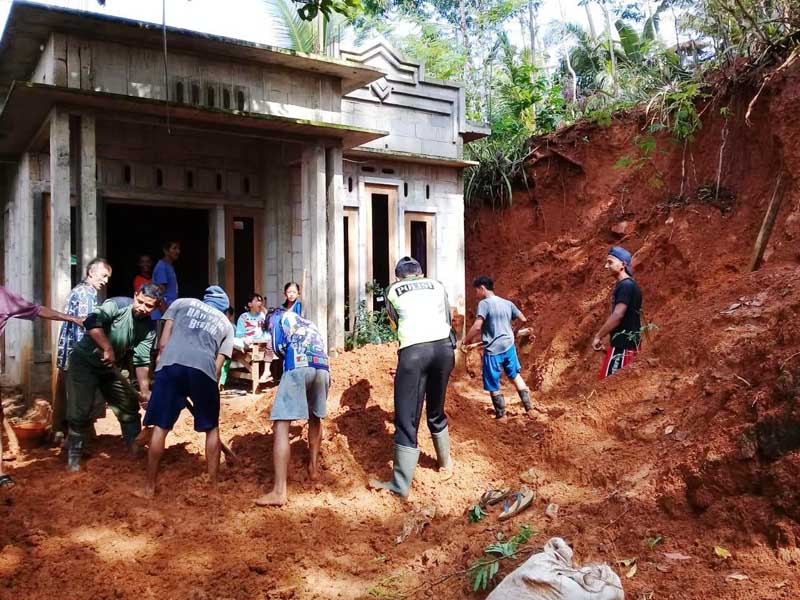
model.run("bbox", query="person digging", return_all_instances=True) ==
[65,284,161,472]
[137,287,235,498]
[462,276,533,419]
[369,257,456,498]
[255,307,330,507]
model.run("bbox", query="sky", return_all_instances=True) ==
[0,0,676,63]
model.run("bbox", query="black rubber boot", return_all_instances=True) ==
[120,420,142,450]
[518,389,532,412]
[431,427,452,470]
[491,394,506,419]
[369,444,420,497]
[67,432,84,472]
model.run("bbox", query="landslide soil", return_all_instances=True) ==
[3,64,800,599]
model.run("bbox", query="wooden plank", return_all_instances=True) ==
[49,109,72,345]
[301,143,327,341]
[749,173,787,272]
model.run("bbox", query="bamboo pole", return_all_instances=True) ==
[749,173,786,271]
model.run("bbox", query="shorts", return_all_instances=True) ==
[144,364,220,432]
[600,346,639,379]
[482,345,521,393]
[270,367,330,421]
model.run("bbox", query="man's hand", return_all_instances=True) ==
[100,346,116,365]
[72,316,85,327]
[138,390,151,407]
[592,336,604,352]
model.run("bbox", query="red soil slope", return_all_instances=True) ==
[2,63,800,600]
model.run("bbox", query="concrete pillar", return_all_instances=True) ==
[79,115,97,273]
[3,155,35,387]
[300,143,327,344]
[326,144,345,351]
[49,109,72,341]
[213,204,226,285]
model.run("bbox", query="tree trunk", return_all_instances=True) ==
[557,0,577,105]
[599,2,618,95]
[528,0,538,63]
[584,3,597,40]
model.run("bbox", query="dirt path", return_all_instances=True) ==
[2,331,799,599]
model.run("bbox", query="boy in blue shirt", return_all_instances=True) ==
[151,240,180,321]
[462,275,532,418]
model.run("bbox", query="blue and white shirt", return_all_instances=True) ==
[56,281,97,370]
[270,310,328,372]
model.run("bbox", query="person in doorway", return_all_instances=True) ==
[53,258,113,444]
[151,241,180,322]
[462,276,532,419]
[65,284,161,472]
[133,254,152,294]
[138,286,234,498]
[369,257,455,498]
[0,286,84,487]
[593,246,643,379]
[255,307,330,507]
[282,281,302,315]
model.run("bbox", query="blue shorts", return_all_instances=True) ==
[144,364,220,432]
[482,345,521,392]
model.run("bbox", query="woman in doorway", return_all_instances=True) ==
[282,282,303,316]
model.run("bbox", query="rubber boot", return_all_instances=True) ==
[491,394,506,419]
[431,427,452,470]
[67,432,84,472]
[120,420,142,451]
[518,389,532,412]
[369,444,420,498]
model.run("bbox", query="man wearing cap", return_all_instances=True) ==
[593,246,643,378]
[369,257,455,498]
[138,286,235,498]
[65,283,162,471]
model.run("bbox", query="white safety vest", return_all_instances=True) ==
[386,277,452,350]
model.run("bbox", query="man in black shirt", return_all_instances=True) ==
[592,246,643,378]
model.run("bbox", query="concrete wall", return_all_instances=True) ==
[341,157,466,316]
[29,33,343,123]
[341,44,465,160]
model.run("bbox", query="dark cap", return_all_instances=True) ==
[395,256,423,278]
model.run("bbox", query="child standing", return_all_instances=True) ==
[282,282,302,316]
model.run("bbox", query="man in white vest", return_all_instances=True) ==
[369,257,455,497]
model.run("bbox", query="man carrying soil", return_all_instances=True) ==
[369,257,455,498]
[255,308,330,507]
[65,284,161,471]
[462,276,532,418]
[0,286,84,486]
[593,246,643,378]
[138,286,234,498]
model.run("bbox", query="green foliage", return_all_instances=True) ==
[612,322,659,347]
[468,504,488,523]
[295,0,362,21]
[345,299,397,350]
[469,525,537,591]
[646,82,708,140]
[266,0,350,53]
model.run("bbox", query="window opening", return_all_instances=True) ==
[403,182,408,197]
[191,84,200,105]
[236,90,246,111]
[382,168,395,175]
[123,164,131,184]
[156,168,163,187]
[425,184,430,199]
[207,87,216,107]
[216,173,223,191]
[347,177,353,193]
[175,82,184,103]
[410,221,428,275]
[186,170,194,189]
[361,166,375,173]
[223,89,231,109]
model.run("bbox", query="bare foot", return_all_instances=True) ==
[307,461,321,482]
[133,486,155,499]
[254,490,287,507]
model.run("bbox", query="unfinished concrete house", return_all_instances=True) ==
[0,1,489,396]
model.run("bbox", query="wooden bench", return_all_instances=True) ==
[227,341,275,394]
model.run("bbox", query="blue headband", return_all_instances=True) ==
[203,285,230,312]
[608,246,633,275]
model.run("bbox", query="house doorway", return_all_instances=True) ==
[366,184,397,311]
[104,203,210,300]
[225,208,262,316]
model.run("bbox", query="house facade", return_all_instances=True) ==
[0,1,488,396]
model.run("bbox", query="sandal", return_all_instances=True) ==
[498,485,535,521]
[479,487,511,508]
[0,474,15,488]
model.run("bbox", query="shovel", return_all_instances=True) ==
[454,342,481,376]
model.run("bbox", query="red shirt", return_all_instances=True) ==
[133,275,151,294]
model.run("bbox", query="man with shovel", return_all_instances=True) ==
[65,284,161,471]
[462,276,533,419]
[139,286,235,498]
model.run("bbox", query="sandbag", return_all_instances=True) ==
[486,537,624,600]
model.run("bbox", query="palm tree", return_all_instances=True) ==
[265,0,349,54]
